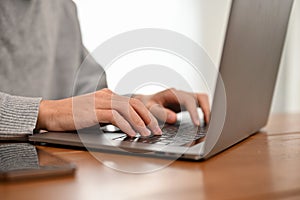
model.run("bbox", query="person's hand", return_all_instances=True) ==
[133,88,210,126]
[36,88,162,137]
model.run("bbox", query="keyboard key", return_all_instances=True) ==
[112,122,207,147]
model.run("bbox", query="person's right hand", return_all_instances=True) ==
[36,88,162,137]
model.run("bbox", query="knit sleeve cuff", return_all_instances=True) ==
[0,93,42,138]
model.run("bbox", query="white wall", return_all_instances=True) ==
[272,0,300,113]
[74,0,299,113]
[74,0,231,98]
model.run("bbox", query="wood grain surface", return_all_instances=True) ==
[1,114,300,200]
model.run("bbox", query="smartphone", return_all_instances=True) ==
[0,143,76,181]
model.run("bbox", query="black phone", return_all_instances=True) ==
[0,143,76,181]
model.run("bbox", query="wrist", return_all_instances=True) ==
[36,100,54,130]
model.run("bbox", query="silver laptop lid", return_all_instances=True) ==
[202,0,294,158]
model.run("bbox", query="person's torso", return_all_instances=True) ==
[0,0,82,99]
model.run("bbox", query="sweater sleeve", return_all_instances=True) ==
[0,92,42,139]
[73,46,108,96]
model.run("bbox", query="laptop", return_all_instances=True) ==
[29,0,294,161]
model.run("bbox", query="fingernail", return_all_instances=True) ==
[195,119,200,126]
[154,126,162,135]
[129,131,136,137]
[142,128,151,136]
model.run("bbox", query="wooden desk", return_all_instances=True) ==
[1,114,300,200]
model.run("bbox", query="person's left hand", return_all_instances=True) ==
[133,88,210,126]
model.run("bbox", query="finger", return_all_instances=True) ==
[156,89,200,125]
[111,96,162,136]
[125,106,152,137]
[181,94,201,126]
[149,104,177,124]
[129,98,162,135]
[96,109,136,137]
[111,99,151,137]
[95,92,157,136]
[147,114,162,135]
[197,94,210,124]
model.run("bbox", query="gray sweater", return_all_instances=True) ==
[0,0,107,139]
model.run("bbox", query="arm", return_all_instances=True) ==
[0,88,209,140]
[36,88,210,138]
[0,92,41,139]
[36,88,162,137]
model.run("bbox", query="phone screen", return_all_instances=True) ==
[0,143,76,181]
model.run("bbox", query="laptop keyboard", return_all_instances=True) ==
[113,123,207,147]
